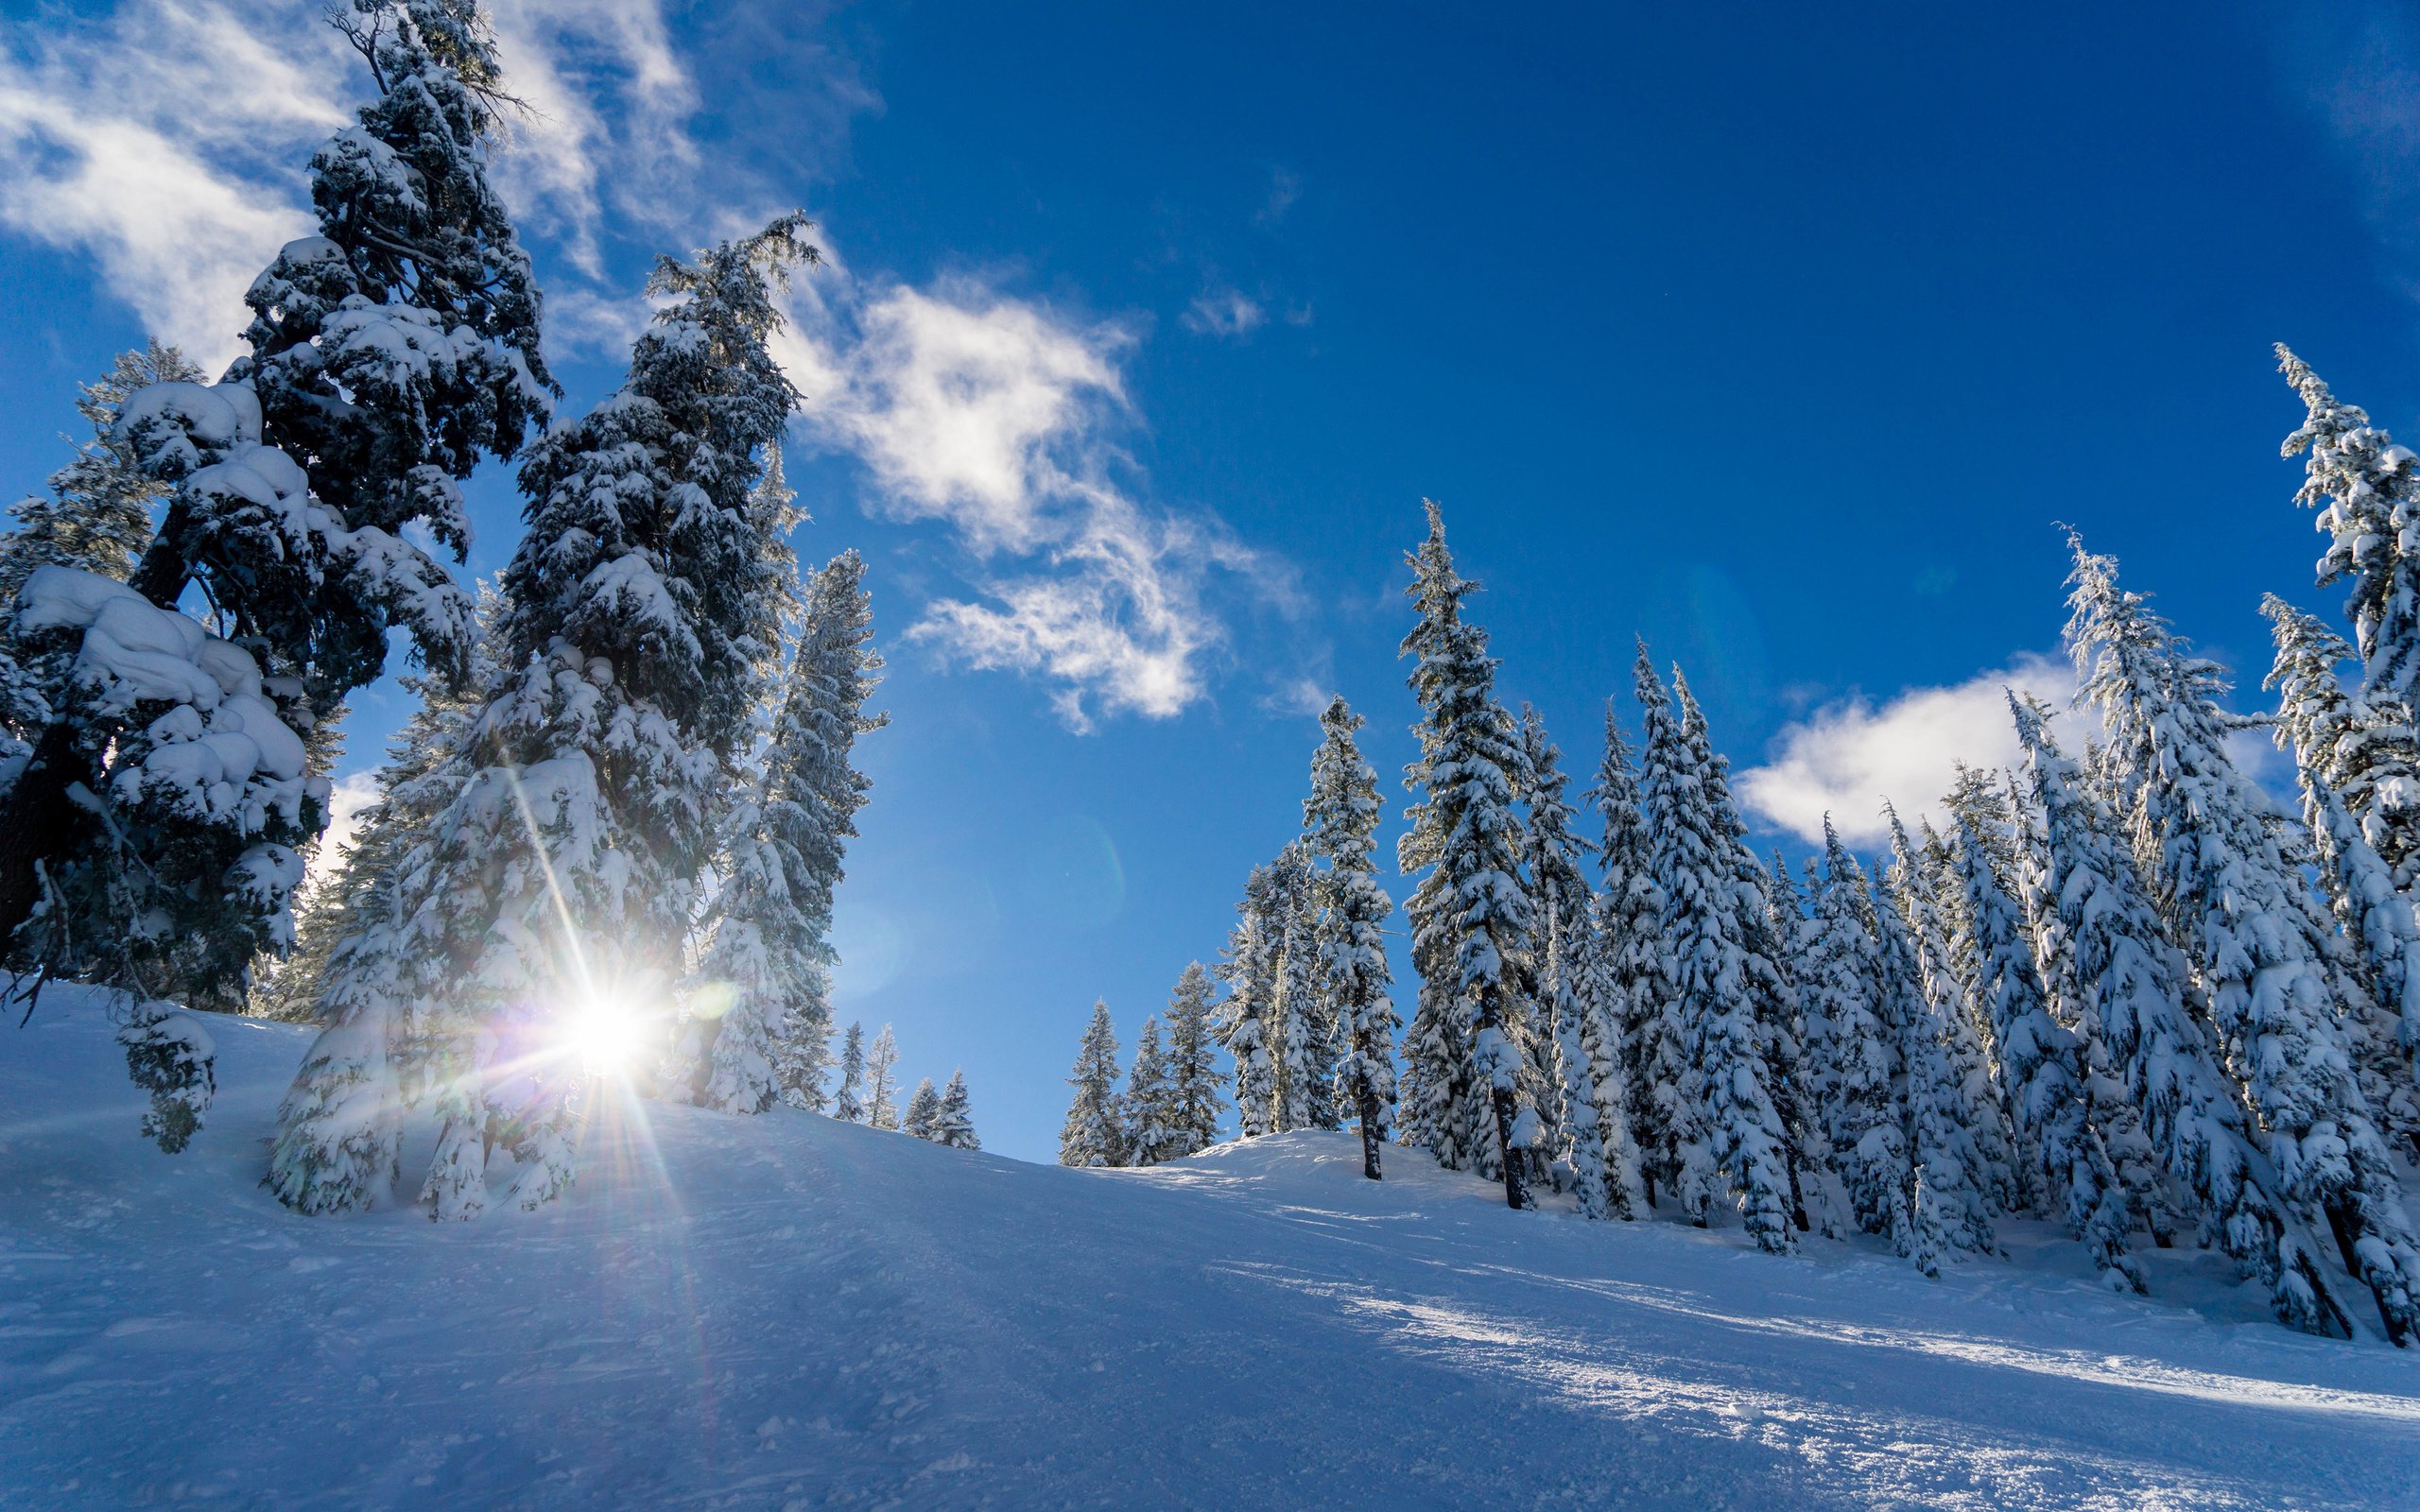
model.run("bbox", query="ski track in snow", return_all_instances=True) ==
[3,991,2418,1510]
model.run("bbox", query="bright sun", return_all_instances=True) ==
[560,992,646,1074]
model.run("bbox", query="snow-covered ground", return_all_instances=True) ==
[5,991,2418,1511]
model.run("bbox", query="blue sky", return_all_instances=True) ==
[4,1,2418,1160]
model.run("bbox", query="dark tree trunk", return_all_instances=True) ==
[1357,1083,1384,1181]
[0,722,92,951]
[1476,982,1531,1211]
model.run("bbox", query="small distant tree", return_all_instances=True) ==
[866,1024,902,1130]
[902,1078,942,1141]
[1060,1001,1127,1168]
[834,1022,867,1123]
[1162,962,1226,1156]
[933,1070,980,1151]
[1124,1017,1178,1165]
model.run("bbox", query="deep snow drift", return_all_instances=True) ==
[5,993,2419,1510]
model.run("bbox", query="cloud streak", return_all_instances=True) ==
[783,277,1274,729]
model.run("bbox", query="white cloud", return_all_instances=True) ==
[786,276,1271,729]
[320,769,382,866]
[0,0,722,364]
[0,0,348,364]
[787,282,1130,553]
[485,0,701,276]
[1180,285,1266,340]
[1737,654,2077,848]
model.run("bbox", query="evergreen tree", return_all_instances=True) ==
[1215,865,1280,1138]
[1518,709,1612,1219]
[1591,699,1681,1208]
[0,342,201,648]
[3,0,557,1009]
[2067,539,2420,1343]
[2276,345,2420,709]
[1124,1017,1178,1165]
[1868,857,1979,1274]
[1304,696,1398,1178]
[1060,1001,1127,1168]
[280,215,813,1218]
[2262,596,2420,1155]
[1162,962,1226,1157]
[1883,809,1999,1265]
[1268,843,1332,1132]
[688,550,885,1115]
[1808,819,1906,1238]
[1397,501,1536,1210]
[902,1078,941,1142]
[265,646,488,1211]
[1945,807,2141,1289]
[1637,660,1797,1251]
[834,1022,867,1123]
[1762,849,1843,1237]
[866,1023,902,1131]
[2261,594,2420,890]
[933,1070,980,1151]
[2014,696,2359,1337]
[1887,807,2020,1213]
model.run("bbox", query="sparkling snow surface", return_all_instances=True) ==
[5,991,2418,1510]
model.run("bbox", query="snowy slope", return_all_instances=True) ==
[5,992,2419,1511]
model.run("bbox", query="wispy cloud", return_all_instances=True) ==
[0,0,807,366]
[1253,167,1302,228]
[1736,653,2077,848]
[1180,285,1267,340]
[0,0,348,364]
[783,276,1278,729]
[2268,1,2420,302]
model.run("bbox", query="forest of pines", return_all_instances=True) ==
[0,0,2415,1354]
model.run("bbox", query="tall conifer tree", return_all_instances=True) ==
[1305,696,1399,1179]
[1398,502,1535,1210]
[2066,539,2420,1342]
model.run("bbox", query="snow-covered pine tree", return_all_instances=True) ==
[365,215,814,1218]
[1591,699,1682,1208]
[1304,696,1398,1179]
[1397,501,1536,1210]
[1060,1001,1127,1168]
[690,549,886,1115]
[1216,865,1280,1139]
[2003,746,2177,1250]
[2262,595,2420,1155]
[1869,847,1986,1275]
[1807,818,1906,1238]
[6,0,558,997]
[1517,708,1611,1219]
[2014,696,2358,1336]
[835,1022,867,1123]
[0,343,200,651]
[1945,803,2141,1288]
[866,1024,902,1131]
[1162,962,1226,1157]
[1125,1017,1177,1165]
[1637,662,1799,1250]
[2261,594,2420,892]
[902,1078,941,1142]
[934,1070,980,1151]
[1761,848,1844,1237]
[265,633,493,1211]
[1268,842,1333,1132]
[2276,345,2420,710]
[1887,807,2019,1216]
[2066,538,2420,1343]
